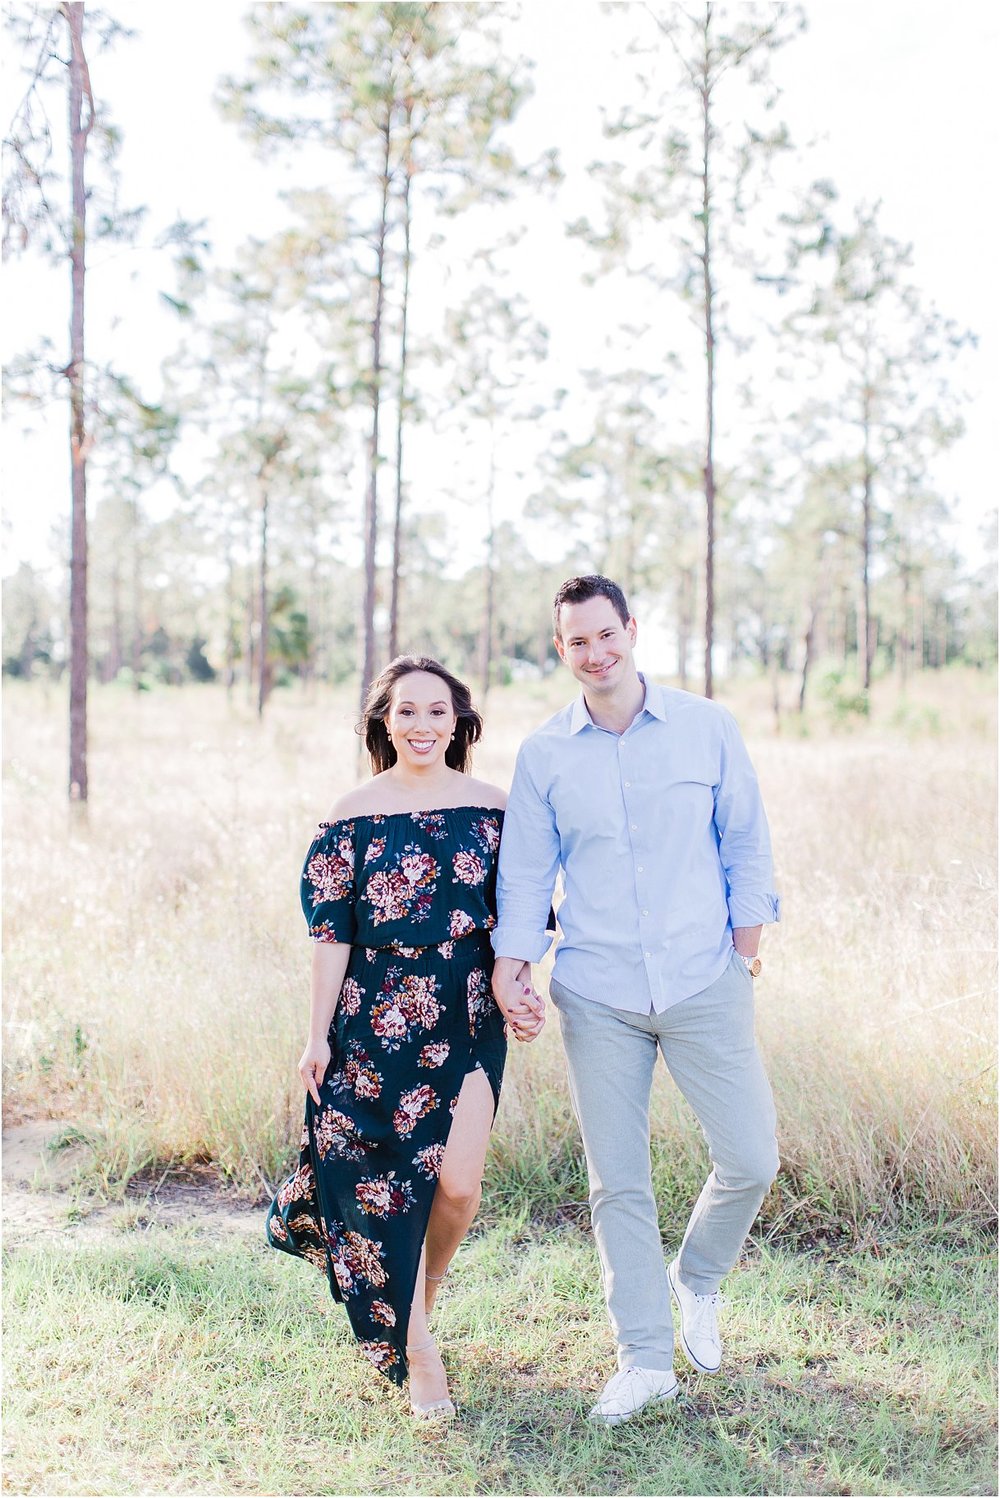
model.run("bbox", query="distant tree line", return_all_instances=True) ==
[3,2,994,803]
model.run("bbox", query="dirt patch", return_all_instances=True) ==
[2,1121,264,1246]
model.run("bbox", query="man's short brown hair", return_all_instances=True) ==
[552,575,631,638]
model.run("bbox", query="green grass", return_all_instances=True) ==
[4,1217,996,1496]
[4,671,996,1492]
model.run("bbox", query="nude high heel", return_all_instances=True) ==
[406,1338,456,1421]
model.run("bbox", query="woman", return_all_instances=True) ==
[266,655,536,1419]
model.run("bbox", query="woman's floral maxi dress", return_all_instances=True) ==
[266,807,507,1385]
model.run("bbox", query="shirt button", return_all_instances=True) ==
[644,950,652,958]
[642,909,649,917]
[623,780,631,788]
[631,824,638,832]
[637,865,644,873]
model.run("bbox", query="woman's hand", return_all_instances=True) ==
[298,1037,331,1106]
[492,958,546,1043]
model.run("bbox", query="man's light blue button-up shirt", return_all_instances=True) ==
[492,678,780,1014]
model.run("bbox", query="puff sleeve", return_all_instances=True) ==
[300,820,358,944]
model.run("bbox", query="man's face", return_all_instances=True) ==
[554,595,638,695]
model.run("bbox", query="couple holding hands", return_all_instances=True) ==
[267,574,780,1425]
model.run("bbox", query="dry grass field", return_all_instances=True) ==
[2,667,997,1497]
[3,668,995,1231]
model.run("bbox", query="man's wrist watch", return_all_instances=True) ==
[738,952,762,978]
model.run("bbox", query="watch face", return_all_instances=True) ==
[748,957,762,977]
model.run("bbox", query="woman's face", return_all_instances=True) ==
[385,670,458,772]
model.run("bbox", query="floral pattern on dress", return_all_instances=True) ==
[311,921,341,944]
[371,1299,397,1327]
[339,977,364,1017]
[412,1142,445,1179]
[314,1106,367,1163]
[331,1041,383,1101]
[370,968,443,1052]
[329,1224,389,1294]
[453,849,487,886]
[270,807,508,1388]
[305,833,355,907]
[277,1162,314,1210]
[364,846,438,925]
[411,812,448,839]
[360,1340,399,1373]
[471,815,501,854]
[393,1084,439,1138]
[355,1171,416,1218]
[298,1237,329,1270]
[467,967,494,1037]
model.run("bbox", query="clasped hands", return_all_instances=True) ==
[492,957,545,1043]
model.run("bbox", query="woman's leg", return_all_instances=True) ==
[406,1070,493,1408]
[406,1239,451,1408]
[423,1066,495,1312]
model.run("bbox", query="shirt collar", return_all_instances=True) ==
[570,673,665,734]
[639,675,668,721]
[569,694,594,734]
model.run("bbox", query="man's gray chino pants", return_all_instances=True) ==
[550,951,779,1373]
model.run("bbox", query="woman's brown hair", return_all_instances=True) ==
[359,655,484,775]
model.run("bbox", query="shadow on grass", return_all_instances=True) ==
[446,1351,986,1498]
[3,1220,997,1497]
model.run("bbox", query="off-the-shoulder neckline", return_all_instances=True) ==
[317,805,504,830]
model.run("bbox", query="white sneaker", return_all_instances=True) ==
[587,1365,679,1425]
[668,1257,723,1374]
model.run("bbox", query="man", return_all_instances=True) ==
[492,574,780,1425]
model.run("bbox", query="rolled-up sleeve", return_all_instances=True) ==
[492,743,560,963]
[714,711,781,928]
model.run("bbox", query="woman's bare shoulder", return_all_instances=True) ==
[464,777,507,811]
[326,774,391,822]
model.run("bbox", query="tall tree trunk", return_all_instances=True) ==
[700,10,716,701]
[860,383,874,691]
[839,583,851,668]
[388,119,412,662]
[257,486,269,718]
[798,599,819,713]
[245,554,256,707]
[481,423,497,699]
[677,564,692,689]
[899,559,911,693]
[361,111,392,712]
[936,605,948,669]
[130,496,142,689]
[65,0,92,802]
[915,576,925,671]
[224,546,236,696]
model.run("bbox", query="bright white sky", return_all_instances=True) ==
[2,0,997,583]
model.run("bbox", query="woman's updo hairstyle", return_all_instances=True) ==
[359,655,484,775]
